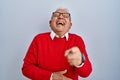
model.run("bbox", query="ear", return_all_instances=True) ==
[49,20,51,24]
[69,22,72,29]
[70,22,72,26]
[49,20,52,27]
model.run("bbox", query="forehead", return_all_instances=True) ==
[55,9,69,13]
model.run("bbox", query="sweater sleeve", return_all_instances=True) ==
[75,37,92,78]
[22,37,52,80]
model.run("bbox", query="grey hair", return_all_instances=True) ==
[55,7,70,13]
[51,7,71,21]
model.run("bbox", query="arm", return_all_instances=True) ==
[75,50,92,78]
[75,37,92,77]
[22,37,52,80]
[65,37,92,78]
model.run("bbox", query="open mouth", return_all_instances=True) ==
[56,21,65,26]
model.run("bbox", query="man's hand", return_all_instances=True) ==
[65,46,82,67]
[52,70,72,80]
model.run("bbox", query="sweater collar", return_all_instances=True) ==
[50,31,69,41]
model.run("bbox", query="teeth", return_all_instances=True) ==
[57,21,65,25]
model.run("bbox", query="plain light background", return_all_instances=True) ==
[0,0,120,80]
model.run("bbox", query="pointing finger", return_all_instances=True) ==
[65,49,71,57]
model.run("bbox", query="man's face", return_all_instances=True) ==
[49,9,72,36]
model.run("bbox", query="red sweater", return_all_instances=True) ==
[22,32,92,80]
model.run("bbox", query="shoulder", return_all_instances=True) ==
[69,33,85,44]
[69,33,86,49]
[69,33,83,40]
[33,32,50,40]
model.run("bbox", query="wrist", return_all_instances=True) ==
[79,53,85,66]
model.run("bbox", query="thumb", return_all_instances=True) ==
[65,49,72,57]
[59,69,67,74]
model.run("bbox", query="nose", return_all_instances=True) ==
[58,14,64,18]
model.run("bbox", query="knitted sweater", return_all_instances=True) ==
[22,32,92,80]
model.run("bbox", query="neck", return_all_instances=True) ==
[55,32,66,37]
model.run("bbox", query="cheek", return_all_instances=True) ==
[66,23,71,28]
[65,24,71,31]
[50,21,55,25]
[51,19,56,24]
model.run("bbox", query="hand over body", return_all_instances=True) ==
[52,46,83,80]
[52,70,72,80]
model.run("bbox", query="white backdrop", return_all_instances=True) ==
[0,0,120,80]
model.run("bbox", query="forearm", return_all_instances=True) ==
[76,40,92,77]
[75,56,92,77]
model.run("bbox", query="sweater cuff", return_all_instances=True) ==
[50,73,53,80]
[76,63,84,68]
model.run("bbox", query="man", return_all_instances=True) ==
[22,8,92,80]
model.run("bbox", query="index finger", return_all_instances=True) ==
[64,49,73,57]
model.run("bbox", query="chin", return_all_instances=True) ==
[56,29,64,32]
